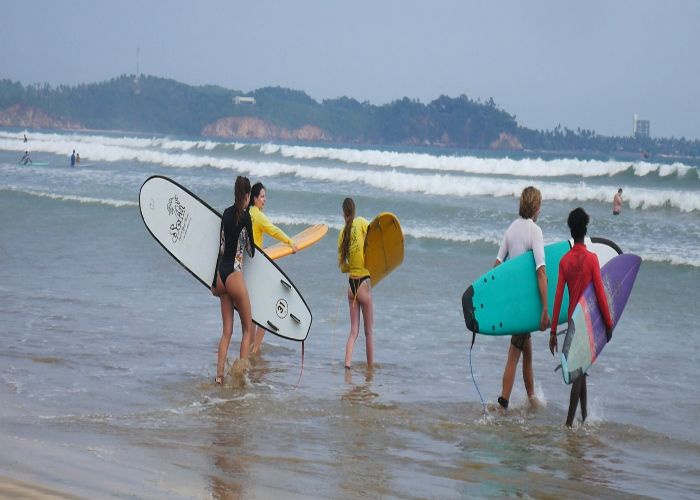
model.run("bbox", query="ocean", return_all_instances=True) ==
[1,129,699,498]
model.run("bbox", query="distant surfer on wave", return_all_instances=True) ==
[494,186,550,412]
[211,175,255,385]
[550,208,613,426]
[248,182,298,354]
[338,197,374,370]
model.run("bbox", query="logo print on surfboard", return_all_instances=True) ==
[276,299,288,318]
[166,194,191,243]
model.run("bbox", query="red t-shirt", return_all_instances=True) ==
[551,242,613,334]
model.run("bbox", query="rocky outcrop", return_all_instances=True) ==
[0,104,82,129]
[202,116,330,142]
[490,132,523,151]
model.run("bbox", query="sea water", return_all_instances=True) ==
[0,130,699,498]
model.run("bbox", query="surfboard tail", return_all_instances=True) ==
[462,286,479,333]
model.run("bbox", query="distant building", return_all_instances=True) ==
[233,96,256,105]
[633,114,650,138]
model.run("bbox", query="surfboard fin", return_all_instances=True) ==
[554,364,562,372]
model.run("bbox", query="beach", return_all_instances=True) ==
[1,130,699,498]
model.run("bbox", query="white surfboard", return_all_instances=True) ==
[139,175,311,342]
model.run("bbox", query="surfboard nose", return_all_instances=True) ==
[462,286,479,333]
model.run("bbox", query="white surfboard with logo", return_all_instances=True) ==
[139,175,311,342]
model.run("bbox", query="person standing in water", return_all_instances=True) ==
[19,151,32,165]
[76,153,81,165]
[248,182,298,354]
[612,188,623,215]
[70,150,76,168]
[550,207,613,427]
[338,198,374,370]
[211,176,255,385]
[494,186,550,412]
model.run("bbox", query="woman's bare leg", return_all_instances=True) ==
[215,275,235,380]
[344,288,361,368]
[224,272,252,360]
[251,325,265,354]
[356,282,374,368]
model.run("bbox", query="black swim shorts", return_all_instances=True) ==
[510,333,531,351]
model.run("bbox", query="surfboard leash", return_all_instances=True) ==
[293,340,305,388]
[468,332,487,415]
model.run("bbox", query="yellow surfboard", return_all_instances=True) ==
[263,223,329,260]
[365,213,404,286]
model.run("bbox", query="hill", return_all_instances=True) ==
[0,75,698,157]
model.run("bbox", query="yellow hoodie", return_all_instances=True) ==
[249,206,293,248]
[337,216,370,277]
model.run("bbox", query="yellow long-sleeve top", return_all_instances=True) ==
[337,216,370,277]
[249,206,293,248]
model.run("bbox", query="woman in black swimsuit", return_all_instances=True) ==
[211,176,255,385]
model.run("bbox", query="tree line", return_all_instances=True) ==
[1,75,697,157]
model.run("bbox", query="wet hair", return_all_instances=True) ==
[249,182,265,208]
[233,176,251,224]
[567,207,589,241]
[519,186,542,219]
[339,198,355,265]
[618,188,623,194]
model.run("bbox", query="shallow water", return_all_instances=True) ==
[1,131,699,498]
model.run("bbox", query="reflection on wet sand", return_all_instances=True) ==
[337,366,392,497]
[208,396,253,499]
[341,367,378,405]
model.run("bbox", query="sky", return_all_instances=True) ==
[2,0,699,139]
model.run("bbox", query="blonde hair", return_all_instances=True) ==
[339,198,355,265]
[519,186,542,219]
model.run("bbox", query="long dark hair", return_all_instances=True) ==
[339,197,355,265]
[233,176,251,224]
[249,182,265,208]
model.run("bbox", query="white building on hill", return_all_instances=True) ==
[233,96,256,105]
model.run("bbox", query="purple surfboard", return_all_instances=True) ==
[560,254,642,384]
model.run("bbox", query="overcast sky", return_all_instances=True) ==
[3,1,698,139]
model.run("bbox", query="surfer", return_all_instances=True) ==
[338,197,374,370]
[550,207,613,427]
[76,153,81,165]
[70,150,76,168]
[612,188,623,215]
[23,133,28,142]
[248,182,299,354]
[494,186,550,412]
[211,176,255,385]
[19,151,32,165]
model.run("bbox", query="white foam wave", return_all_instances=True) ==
[2,134,698,212]
[5,130,697,180]
[0,185,136,208]
[0,130,240,153]
[264,143,697,179]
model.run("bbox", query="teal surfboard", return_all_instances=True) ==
[462,237,621,335]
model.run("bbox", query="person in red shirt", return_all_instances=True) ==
[550,208,613,427]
